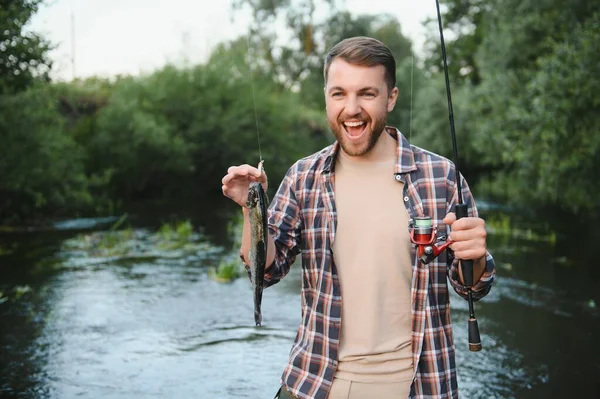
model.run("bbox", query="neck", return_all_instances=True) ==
[339,128,397,164]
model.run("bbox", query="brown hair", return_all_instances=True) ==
[323,36,396,90]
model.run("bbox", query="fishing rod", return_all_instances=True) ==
[434,0,481,352]
[409,0,482,352]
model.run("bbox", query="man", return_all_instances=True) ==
[221,36,496,399]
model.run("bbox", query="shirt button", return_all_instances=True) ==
[404,196,409,202]
[395,174,402,181]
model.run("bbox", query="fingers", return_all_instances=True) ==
[221,164,269,205]
[237,164,263,178]
[448,225,487,242]
[443,212,456,225]
[446,215,485,231]
[221,184,230,197]
[446,216,487,260]
[448,239,487,260]
[222,164,263,185]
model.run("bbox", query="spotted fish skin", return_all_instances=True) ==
[247,181,269,326]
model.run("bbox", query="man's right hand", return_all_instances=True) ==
[221,164,268,208]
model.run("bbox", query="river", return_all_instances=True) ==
[0,204,598,398]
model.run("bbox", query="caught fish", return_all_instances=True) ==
[247,168,269,327]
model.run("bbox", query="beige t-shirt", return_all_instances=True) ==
[332,148,414,384]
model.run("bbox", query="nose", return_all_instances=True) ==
[344,95,361,116]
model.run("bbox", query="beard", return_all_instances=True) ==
[328,111,388,157]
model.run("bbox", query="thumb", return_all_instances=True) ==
[443,212,456,225]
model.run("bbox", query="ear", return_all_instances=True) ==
[387,87,399,112]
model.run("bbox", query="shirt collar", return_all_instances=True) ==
[322,126,417,175]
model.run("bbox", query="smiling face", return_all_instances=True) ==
[324,58,398,157]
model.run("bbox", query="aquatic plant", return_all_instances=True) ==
[209,253,245,283]
[60,217,211,262]
[155,220,195,250]
[0,285,32,304]
[208,215,246,283]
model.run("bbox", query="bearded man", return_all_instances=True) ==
[222,36,496,399]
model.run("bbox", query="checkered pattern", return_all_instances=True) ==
[261,127,496,399]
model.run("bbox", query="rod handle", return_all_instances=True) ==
[455,203,474,287]
[468,317,482,351]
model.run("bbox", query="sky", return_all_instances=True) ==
[28,0,438,81]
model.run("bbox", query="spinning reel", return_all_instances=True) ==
[408,216,454,264]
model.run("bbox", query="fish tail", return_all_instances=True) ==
[254,285,263,326]
[254,305,262,326]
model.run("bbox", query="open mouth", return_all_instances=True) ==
[343,120,367,139]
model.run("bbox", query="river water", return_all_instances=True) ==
[0,205,598,399]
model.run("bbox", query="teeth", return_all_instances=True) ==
[344,121,365,127]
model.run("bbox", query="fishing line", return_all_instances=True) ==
[409,51,414,143]
[245,34,263,164]
[434,0,463,204]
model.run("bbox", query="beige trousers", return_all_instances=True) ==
[327,377,412,399]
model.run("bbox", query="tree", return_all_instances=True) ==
[421,0,492,85]
[482,10,600,213]
[423,0,600,216]
[0,86,92,223]
[0,0,53,95]
[231,1,415,91]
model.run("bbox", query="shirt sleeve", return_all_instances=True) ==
[445,170,496,301]
[243,164,302,288]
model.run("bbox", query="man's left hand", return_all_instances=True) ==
[443,212,487,284]
[442,212,487,261]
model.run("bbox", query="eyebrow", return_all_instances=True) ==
[328,86,380,94]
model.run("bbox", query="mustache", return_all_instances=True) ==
[338,115,370,123]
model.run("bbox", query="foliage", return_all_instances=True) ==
[61,218,215,259]
[485,213,557,243]
[0,33,329,224]
[209,210,246,283]
[510,13,600,212]
[0,83,93,223]
[468,2,599,214]
[208,253,246,283]
[421,0,491,85]
[0,0,53,95]
[231,2,415,114]
[417,0,600,216]
[0,285,32,304]
[0,0,599,227]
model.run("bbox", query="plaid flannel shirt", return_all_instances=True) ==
[260,127,496,399]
